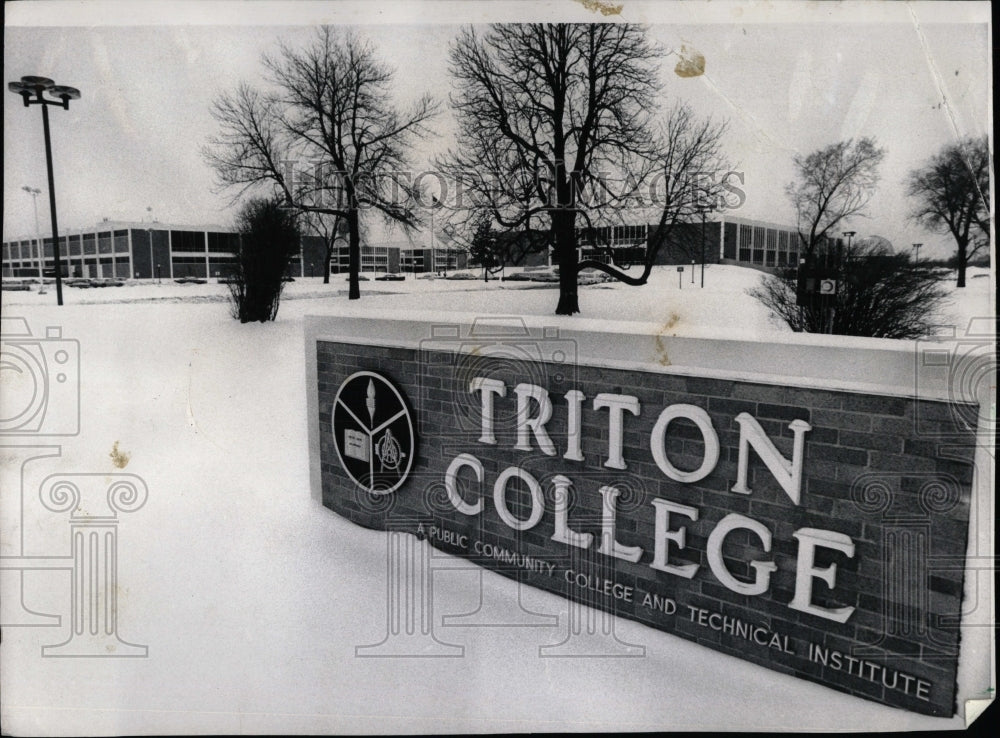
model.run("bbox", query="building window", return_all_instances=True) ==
[171,255,206,278]
[207,232,240,254]
[172,230,206,252]
[738,225,752,262]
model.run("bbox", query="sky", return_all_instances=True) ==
[4,1,992,259]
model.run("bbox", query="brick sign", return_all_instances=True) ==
[307,315,981,717]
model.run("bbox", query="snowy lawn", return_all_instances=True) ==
[0,264,993,734]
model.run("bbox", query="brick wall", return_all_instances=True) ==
[315,338,976,717]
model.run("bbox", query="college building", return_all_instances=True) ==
[329,240,467,275]
[3,214,824,281]
[466,215,820,272]
[2,220,467,280]
[649,214,808,269]
[2,221,247,280]
[583,214,815,270]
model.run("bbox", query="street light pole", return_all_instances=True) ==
[22,185,45,291]
[146,206,155,282]
[833,230,856,335]
[430,197,436,276]
[9,76,81,306]
[700,207,706,288]
[842,231,855,259]
[40,100,63,297]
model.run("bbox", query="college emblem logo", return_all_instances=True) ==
[331,371,415,494]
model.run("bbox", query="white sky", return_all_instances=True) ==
[3,1,992,259]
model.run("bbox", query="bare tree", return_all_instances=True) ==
[203,27,438,299]
[786,138,886,260]
[907,135,990,288]
[438,23,662,315]
[442,216,551,277]
[301,211,345,284]
[640,103,731,273]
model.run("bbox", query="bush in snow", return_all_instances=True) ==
[749,238,948,339]
[228,197,302,323]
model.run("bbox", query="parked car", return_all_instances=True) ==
[577,268,613,285]
[527,269,560,282]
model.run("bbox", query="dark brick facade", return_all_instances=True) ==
[315,339,976,717]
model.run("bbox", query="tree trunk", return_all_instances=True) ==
[956,240,967,288]
[323,243,331,285]
[348,211,360,300]
[552,210,579,315]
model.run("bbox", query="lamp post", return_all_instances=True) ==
[841,230,855,273]
[147,229,155,282]
[829,230,855,335]
[22,185,45,292]
[146,206,155,282]
[912,242,922,264]
[430,195,437,276]
[699,205,708,288]
[9,76,81,305]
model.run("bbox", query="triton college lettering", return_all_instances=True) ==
[444,378,855,624]
[313,325,978,717]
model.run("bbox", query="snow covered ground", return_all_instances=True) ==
[1,264,994,734]
[4,263,991,336]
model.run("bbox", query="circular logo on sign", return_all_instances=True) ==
[819,279,837,295]
[331,371,415,495]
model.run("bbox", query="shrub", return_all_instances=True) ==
[228,197,301,322]
[749,240,949,339]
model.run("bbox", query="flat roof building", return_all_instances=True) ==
[3,220,248,280]
[2,220,467,280]
[4,214,826,281]
[467,215,834,273]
